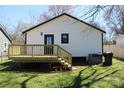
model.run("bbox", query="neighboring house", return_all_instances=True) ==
[115,35,124,46]
[9,13,106,69]
[0,26,12,56]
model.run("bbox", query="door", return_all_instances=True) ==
[44,35,54,55]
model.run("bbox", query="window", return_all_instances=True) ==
[61,34,69,44]
[3,42,8,52]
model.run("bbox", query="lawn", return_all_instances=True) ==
[0,57,124,88]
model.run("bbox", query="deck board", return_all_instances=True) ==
[10,55,57,58]
[9,55,59,63]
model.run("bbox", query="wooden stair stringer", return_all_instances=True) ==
[58,57,72,70]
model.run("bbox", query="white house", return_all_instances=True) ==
[22,13,106,60]
[8,13,106,69]
[0,26,12,56]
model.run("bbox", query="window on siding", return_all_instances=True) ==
[61,34,69,44]
[3,42,8,52]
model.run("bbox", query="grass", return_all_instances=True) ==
[0,57,124,88]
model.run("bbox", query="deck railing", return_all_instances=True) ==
[8,44,72,65]
[57,45,72,65]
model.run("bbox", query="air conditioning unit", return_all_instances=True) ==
[88,54,102,65]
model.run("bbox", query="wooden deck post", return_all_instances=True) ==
[49,63,52,70]
[18,62,22,70]
[32,46,33,57]
[64,66,67,71]
[59,66,62,71]
[0,52,2,62]
[57,45,59,57]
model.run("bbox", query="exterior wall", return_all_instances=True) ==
[0,30,11,56]
[26,15,102,57]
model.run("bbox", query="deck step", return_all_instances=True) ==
[68,64,71,67]
[58,58,71,69]
[58,58,62,60]
[64,62,68,65]
[61,60,65,63]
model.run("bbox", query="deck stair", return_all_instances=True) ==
[58,58,71,70]
[8,44,72,70]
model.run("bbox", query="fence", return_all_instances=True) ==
[104,45,124,59]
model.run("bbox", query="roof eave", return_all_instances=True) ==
[0,28,12,43]
[22,13,106,34]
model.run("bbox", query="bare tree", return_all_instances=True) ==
[103,6,124,35]
[0,15,11,32]
[38,5,74,22]
[11,22,33,44]
[81,5,124,35]
[28,12,38,25]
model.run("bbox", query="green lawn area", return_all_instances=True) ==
[0,57,124,88]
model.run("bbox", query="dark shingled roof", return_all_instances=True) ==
[22,13,106,34]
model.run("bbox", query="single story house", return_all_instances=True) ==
[0,26,12,56]
[8,13,106,70]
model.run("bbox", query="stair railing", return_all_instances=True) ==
[57,45,72,66]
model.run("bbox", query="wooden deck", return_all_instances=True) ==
[10,55,58,58]
[8,44,72,69]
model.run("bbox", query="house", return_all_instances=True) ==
[8,13,106,70]
[0,26,12,56]
[115,35,124,46]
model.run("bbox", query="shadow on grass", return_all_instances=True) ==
[0,71,38,88]
[113,57,124,62]
[114,84,124,88]
[0,61,52,73]
[0,61,124,88]
[21,75,37,88]
[66,66,97,88]
[66,66,124,88]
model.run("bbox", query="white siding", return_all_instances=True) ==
[26,15,102,57]
[0,30,11,55]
